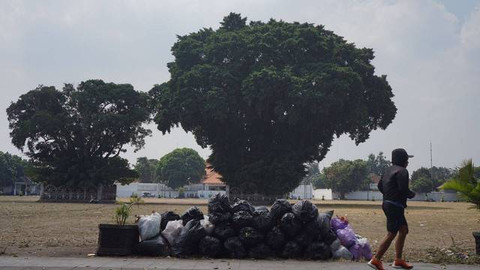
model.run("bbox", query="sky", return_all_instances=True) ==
[0,0,479,172]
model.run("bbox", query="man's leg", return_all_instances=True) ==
[375,231,397,260]
[395,225,408,259]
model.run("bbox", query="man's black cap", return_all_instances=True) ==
[392,148,413,166]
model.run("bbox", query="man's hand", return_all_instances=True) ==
[407,191,416,199]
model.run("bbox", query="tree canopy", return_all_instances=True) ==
[134,157,159,183]
[322,159,369,199]
[366,152,391,176]
[6,80,151,187]
[156,148,206,189]
[151,13,397,195]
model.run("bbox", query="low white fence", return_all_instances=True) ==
[334,190,460,202]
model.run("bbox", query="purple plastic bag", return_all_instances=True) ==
[358,238,372,260]
[336,226,357,248]
[349,243,361,260]
[331,217,348,231]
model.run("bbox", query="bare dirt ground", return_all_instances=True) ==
[0,196,478,262]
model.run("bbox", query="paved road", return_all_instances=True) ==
[0,256,477,270]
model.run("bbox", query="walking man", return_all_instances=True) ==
[368,148,415,270]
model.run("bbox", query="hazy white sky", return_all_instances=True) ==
[1,0,479,172]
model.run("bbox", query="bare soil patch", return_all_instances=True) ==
[0,196,478,262]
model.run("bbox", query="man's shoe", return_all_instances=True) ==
[392,259,414,269]
[367,257,385,270]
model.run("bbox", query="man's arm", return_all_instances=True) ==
[397,169,415,199]
[377,176,384,194]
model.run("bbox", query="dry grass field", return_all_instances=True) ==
[0,196,479,263]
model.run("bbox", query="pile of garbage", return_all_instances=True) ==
[134,194,371,260]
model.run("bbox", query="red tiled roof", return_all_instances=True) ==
[201,166,225,185]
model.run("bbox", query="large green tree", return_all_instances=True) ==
[156,148,206,189]
[151,13,397,195]
[134,157,159,183]
[0,151,28,187]
[323,159,369,199]
[7,80,151,187]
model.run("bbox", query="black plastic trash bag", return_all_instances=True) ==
[266,226,286,251]
[268,199,292,222]
[304,241,332,260]
[304,210,334,241]
[133,235,170,257]
[292,200,319,223]
[317,210,334,234]
[213,223,236,241]
[224,237,247,259]
[239,227,264,248]
[280,213,302,238]
[253,211,273,233]
[199,236,223,258]
[172,219,206,257]
[208,193,231,214]
[181,206,204,226]
[160,211,181,231]
[232,210,254,230]
[317,210,337,245]
[208,211,231,225]
[304,219,321,241]
[323,230,338,246]
[254,206,269,216]
[281,241,303,259]
[231,199,255,214]
[248,243,274,259]
[295,231,314,248]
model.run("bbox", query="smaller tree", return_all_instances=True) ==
[157,148,206,189]
[0,151,28,187]
[366,152,391,176]
[411,167,431,181]
[323,159,369,199]
[411,177,434,193]
[302,162,328,189]
[134,157,159,183]
[430,166,453,188]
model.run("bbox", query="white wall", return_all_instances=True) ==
[334,190,460,202]
[116,183,139,197]
[313,189,333,200]
[289,184,313,199]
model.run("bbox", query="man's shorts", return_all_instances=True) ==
[382,201,408,233]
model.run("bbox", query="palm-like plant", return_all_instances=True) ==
[442,160,480,209]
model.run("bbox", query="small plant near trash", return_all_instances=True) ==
[114,196,144,225]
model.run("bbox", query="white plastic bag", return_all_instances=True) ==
[330,238,341,252]
[138,212,162,241]
[161,220,184,245]
[333,246,353,260]
[200,215,215,235]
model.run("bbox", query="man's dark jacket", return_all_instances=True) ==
[378,165,415,208]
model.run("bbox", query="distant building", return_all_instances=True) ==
[0,176,40,196]
[116,165,227,198]
[188,166,227,198]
